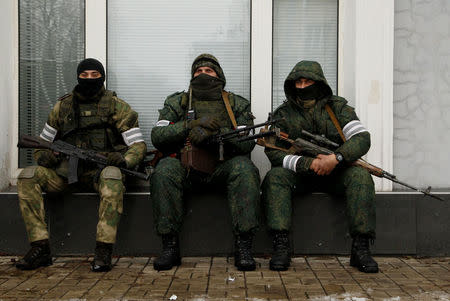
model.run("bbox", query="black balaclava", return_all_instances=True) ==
[294,82,329,112]
[190,73,224,101]
[76,58,105,97]
[295,84,316,100]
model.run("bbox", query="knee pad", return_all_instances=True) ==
[18,166,39,179]
[100,166,122,180]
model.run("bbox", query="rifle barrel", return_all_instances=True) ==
[387,176,445,202]
[216,118,284,140]
[290,135,445,202]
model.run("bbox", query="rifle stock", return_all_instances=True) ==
[18,135,150,182]
[17,135,52,150]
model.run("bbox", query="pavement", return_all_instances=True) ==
[0,255,448,300]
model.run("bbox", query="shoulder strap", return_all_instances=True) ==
[324,104,346,142]
[97,90,115,117]
[222,91,237,129]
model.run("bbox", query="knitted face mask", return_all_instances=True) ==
[190,73,224,101]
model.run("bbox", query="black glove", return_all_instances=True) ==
[188,126,214,145]
[106,152,127,168]
[187,116,221,131]
[36,150,59,168]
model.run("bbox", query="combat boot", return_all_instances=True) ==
[350,235,379,273]
[153,234,181,271]
[16,239,52,270]
[91,241,113,272]
[234,232,256,271]
[269,231,291,271]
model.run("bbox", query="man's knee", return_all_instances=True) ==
[18,166,50,181]
[18,165,66,194]
[263,167,294,188]
[227,156,259,177]
[344,166,374,188]
[152,157,186,185]
[100,166,123,181]
[99,166,124,198]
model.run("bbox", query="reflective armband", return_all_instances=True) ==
[121,127,144,146]
[342,120,368,140]
[39,123,58,142]
[282,154,302,172]
[155,120,171,127]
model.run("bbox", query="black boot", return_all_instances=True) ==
[16,239,52,270]
[91,241,113,272]
[153,234,181,271]
[350,235,379,273]
[234,232,256,271]
[269,231,291,271]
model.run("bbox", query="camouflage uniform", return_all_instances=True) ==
[262,61,375,238]
[18,87,147,244]
[150,55,260,236]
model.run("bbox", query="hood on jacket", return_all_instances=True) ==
[284,60,332,103]
[191,53,226,87]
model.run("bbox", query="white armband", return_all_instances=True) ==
[342,120,368,140]
[155,120,171,127]
[39,123,58,142]
[283,155,302,172]
[122,127,144,146]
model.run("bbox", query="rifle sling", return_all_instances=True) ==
[222,91,238,129]
[324,104,346,143]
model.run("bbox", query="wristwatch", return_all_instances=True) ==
[335,152,344,164]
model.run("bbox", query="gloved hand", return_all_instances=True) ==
[106,152,127,168]
[36,150,59,168]
[187,116,220,131]
[188,126,214,145]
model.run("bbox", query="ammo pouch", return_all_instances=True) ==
[180,143,218,175]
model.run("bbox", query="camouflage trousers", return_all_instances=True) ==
[150,156,260,235]
[262,166,376,238]
[17,165,125,244]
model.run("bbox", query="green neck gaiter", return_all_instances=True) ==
[190,73,224,101]
[295,83,324,113]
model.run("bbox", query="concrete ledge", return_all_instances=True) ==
[0,191,448,256]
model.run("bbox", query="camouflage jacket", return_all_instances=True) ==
[265,61,370,173]
[35,87,147,174]
[151,91,255,158]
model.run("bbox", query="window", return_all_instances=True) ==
[107,0,250,147]
[272,0,338,110]
[18,0,85,167]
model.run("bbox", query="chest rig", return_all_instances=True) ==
[181,91,236,129]
[57,91,125,152]
[180,90,238,174]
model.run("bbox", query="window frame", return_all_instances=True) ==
[11,0,394,191]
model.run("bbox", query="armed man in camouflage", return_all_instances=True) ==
[150,54,260,271]
[16,58,147,272]
[262,61,378,273]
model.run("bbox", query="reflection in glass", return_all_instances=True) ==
[108,0,250,148]
[19,0,85,167]
[273,0,338,110]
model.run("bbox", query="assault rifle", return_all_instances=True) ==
[211,114,284,160]
[18,135,150,183]
[257,129,445,201]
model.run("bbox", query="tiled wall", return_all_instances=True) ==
[394,0,450,189]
